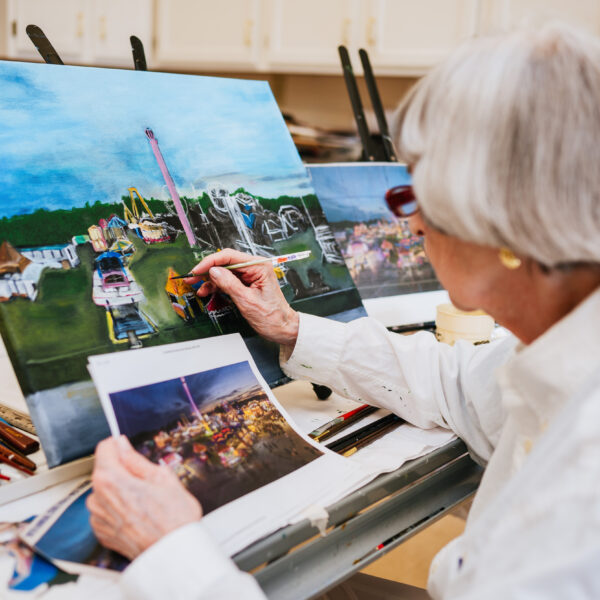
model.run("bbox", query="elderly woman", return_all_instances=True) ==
[87,23,600,599]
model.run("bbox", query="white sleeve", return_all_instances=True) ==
[282,313,518,462]
[121,522,266,600]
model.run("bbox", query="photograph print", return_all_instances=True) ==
[109,361,323,514]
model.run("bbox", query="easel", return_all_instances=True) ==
[338,45,396,162]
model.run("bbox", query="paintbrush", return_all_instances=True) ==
[170,250,311,279]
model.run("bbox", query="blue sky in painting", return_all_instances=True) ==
[109,361,259,439]
[308,164,411,223]
[0,61,311,218]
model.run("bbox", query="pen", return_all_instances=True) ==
[309,404,378,442]
[326,413,403,455]
[170,250,312,279]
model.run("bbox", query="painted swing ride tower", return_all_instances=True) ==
[145,128,196,248]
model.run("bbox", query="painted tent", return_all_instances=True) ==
[0,61,364,466]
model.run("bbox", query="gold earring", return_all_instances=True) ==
[499,247,522,270]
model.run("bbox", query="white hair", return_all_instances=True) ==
[394,22,600,267]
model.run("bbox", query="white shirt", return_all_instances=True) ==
[121,288,600,600]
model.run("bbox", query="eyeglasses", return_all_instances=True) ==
[385,185,418,218]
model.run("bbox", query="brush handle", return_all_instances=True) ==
[0,421,39,454]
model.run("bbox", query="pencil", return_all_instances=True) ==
[170,250,311,279]
[326,413,403,455]
[309,405,378,442]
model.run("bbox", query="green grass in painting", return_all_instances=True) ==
[127,235,198,328]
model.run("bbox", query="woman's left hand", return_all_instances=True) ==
[87,436,202,560]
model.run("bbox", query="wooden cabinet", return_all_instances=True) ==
[155,0,262,70]
[7,0,88,63]
[4,1,600,74]
[264,0,360,73]
[90,0,153,67]
[477,0,600,37]
[4,0,153,67]
[155,0,480,75]
[361,0,479,75]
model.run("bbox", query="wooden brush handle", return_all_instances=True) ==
[0,421,39,454]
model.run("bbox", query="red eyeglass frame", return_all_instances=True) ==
[385,185,418,218]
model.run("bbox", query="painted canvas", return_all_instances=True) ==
[0,61,364,466]
[307,163,447,326]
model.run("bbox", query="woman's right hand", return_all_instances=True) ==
[185,249,299,348]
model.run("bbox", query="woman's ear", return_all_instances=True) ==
[408,212,426,237]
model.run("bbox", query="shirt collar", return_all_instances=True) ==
[498,286,600,424]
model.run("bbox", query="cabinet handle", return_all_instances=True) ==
[342,18,351,46]
[244,19,253,47]
[367,16,377,47]
[77,12,84,38]
[99,16,107,41]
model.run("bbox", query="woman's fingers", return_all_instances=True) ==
[180,248,298,346]
[207,267,250,303]
[117,436,161,480]
[188,249,257,280]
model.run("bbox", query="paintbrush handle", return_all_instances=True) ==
[326,413,401,453]
[341,420,402,457]
[313,406,379,442]
[170,251,312,279]
[0,445,36,475]
[0,442,36,470]
[0,421,39,454]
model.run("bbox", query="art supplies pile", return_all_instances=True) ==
[0,411,46,485]
[13,335,455,577]
[283,114,361,163]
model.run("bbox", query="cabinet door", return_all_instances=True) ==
[6,0,89,63]
[477,0,600,37]
[265,0,360,73]
[363,0,479,74]
[155,0,262,70]
[90,0,153,67]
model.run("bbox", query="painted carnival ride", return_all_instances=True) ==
[91,251,156,347]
